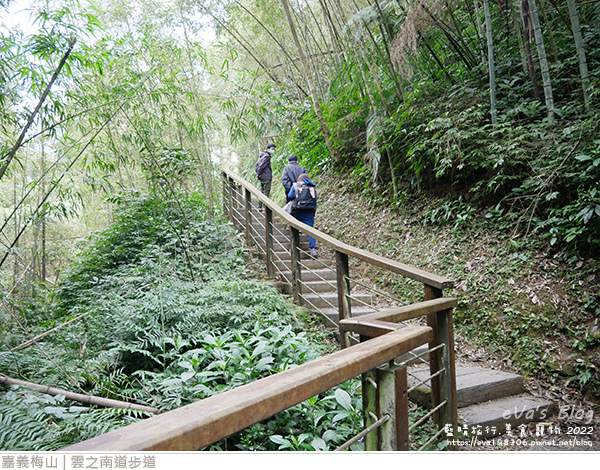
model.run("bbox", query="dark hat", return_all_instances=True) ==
[289,154,298,162]
[266,143,276,149]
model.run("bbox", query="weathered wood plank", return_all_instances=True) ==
[339,298,458,326]
[339,319,404,338]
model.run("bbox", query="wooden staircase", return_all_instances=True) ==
[246,204,556,439]
[249,213,373,321]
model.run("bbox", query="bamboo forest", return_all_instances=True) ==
[0,0,599,454]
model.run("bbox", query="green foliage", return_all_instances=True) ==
[0,193,365,450]
[230,380,364,451]
[282,107,333,173]
[0,388,149,451]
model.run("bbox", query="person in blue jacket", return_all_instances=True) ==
[282,154,307,201]
[288,173,318,258]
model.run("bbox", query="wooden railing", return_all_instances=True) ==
[63,326,432,451]
[62,169,458,452]
[221,169,458,446]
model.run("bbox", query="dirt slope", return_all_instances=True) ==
[310,170,600,449]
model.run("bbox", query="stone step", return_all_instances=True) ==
[272,250,317,261]
[275,259,328,271]
[301,280,338,293]
[407,366,525,409]
[280,268,337,283]
[256,233,294,243]
[301,292,373,309]
[249,224,293,235]
[458,395,556,438]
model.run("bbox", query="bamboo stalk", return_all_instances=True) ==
[0,37,77,181]
[10,310,93,351]
[0,374,159,414]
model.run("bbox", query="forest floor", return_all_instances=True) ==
[306,169,600,452]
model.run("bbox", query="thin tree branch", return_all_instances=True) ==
[0,374,158,414]
[0,36,77,181]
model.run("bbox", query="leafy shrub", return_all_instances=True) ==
[0,193,363,451]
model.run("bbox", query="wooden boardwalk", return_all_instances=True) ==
[247,203,555,438]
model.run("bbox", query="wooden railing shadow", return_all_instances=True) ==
[62,169,458,452]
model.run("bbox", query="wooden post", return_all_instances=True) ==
[361,369,378,451]
[336,250,351,349]
[265,207,274,278]
[437,306,458,449]
[362,363,409,451]
[221,172,227,219]
[226,177,234,224]
[425,284,457,445]
[232,183,241,229]
[425,284,442,424]
[377,364,409,451]
[290,226,302,305]
[244,188,252,247]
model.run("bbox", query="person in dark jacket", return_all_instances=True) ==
[255,143,275,212]
[288,173,318,258]
[281,154,307,201]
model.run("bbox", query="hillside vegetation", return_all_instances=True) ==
[1,0,599,451]
[313,172,599,403]
[0,194,368,451]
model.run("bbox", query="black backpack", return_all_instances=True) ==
[292,182,316,211]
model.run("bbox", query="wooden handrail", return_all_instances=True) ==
[62,326,433,451]
[339,297,458,327]
[222,169,453,290]
[223,168,458,443]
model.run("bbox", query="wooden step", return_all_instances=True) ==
[458,395,556,438]
[408,366,525,409]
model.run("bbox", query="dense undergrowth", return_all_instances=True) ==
[313,172,600,403]
[246,5,600,404]
[0,193,364,451]
[254,3,600,260]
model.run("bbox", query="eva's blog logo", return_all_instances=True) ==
[557,404,594,424]
[502,404,549,422]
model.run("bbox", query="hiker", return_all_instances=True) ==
[255,143,275,212]
[281,154,306,201]
[288,173,318,258]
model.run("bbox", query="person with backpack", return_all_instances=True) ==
[281,154,306,201]
[255,143,275,212]
[288,173,318,258]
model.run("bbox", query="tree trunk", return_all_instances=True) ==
[483,0,498,128]
[529,0,555,124]
[473,0,486,66]
[510,0,529,75]
[566,0,591,112]
[280,0,340,163]
[0,37,76,181]
[520,0,541,101]
[41,136,47,285]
